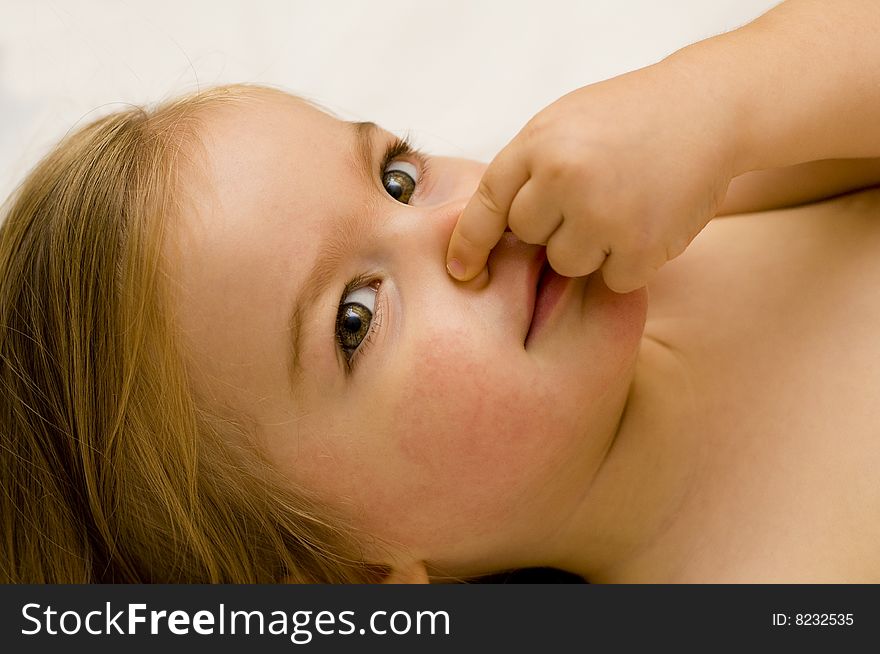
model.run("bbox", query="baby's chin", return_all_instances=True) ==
[535,271,647,384]
[584,271,650,345]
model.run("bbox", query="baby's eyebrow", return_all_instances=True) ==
[285,121,380,390]
[350,120,380,186]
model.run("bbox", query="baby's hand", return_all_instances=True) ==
[446,61,739,293]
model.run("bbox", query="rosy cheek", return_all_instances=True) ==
[381,332,560,542]
[393,335,522,472]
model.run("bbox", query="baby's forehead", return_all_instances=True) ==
[167,86,356,256]
[197,87,337,132]
[180,89,343,192]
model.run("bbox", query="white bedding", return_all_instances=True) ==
[0,0,779,202]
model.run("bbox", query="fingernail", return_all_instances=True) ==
[446,258,466,279]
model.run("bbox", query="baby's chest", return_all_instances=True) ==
[666,188,880,421]
[702,190,880,577]
[720,190,880,441]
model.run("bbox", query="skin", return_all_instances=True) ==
[162,89,680,580]
[446,0,880,293]
[164,87,880,583]
[161,0,880,581]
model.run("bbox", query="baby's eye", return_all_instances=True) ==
[382,160,419,204]
[335,283,378,356]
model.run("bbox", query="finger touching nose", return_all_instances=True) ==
[445,146,528,282]
[445,182,509,282]
[437,205,490,288]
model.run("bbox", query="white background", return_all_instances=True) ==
[0,0,779,202]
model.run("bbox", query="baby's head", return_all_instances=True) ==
[0,84,647,582]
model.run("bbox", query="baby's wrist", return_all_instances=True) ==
[660,40,753,179]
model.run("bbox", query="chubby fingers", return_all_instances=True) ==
[600,241,667,293]
[543,211,666,293]
[544,217,608,278]
[446,142,529,281]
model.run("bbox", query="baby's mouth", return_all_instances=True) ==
[526,258,570,346]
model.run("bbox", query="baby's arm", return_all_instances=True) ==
[445,0,880,290]
[681,0,880,184]
[716,158,880,216]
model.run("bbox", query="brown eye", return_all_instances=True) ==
[382,160,419,204]
[335,284,378,356]
[337,303,370,350]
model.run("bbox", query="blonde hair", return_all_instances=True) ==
[0,84,386,583]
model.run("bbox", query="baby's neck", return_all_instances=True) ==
[550,328,715,582]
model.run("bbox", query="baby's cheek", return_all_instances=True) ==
[388,336,556,525]
[395,340,519,464]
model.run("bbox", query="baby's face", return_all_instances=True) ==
[168,89,647,574]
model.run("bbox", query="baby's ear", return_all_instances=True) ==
[382,560,430,584]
